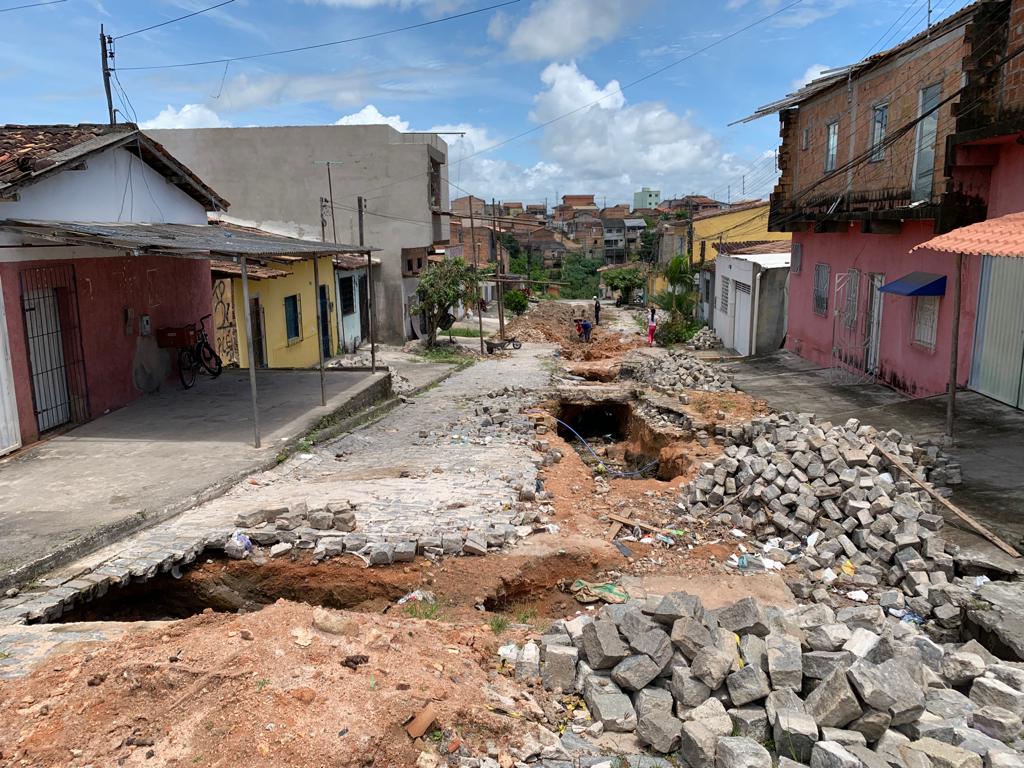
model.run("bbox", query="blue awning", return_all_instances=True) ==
[878,272,947,297]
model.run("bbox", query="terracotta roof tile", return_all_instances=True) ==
[912,212,1024,258]
[0,123,131,187]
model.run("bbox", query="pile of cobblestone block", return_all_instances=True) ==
[623,349,736,393]
[228,499,526,565]
[677,412,965,623]
[686,326,723,351]
[505,592,1024,767]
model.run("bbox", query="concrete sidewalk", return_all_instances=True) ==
[0,369,389,587]
[729,351,1024,553]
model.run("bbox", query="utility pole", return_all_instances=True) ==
[494,197,505,341]
[314,161,341,242]
[99,25,115,125]
[468,202,484,354]
[358,196,375,374]
[314,197,329,407]
[927,0,932,37]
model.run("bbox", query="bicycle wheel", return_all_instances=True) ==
[198,342,223,377]
[512,340,522,350]
[178,347,198,389]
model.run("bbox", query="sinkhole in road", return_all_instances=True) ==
[50,547,610,624]
[554,398,690,481]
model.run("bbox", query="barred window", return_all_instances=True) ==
[813,263,830,317]
[913,296,939,349]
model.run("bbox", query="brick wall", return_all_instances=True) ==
[778,21,971,214]
[1000,0,1024,114]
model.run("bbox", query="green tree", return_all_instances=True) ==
[503,289,529,316]
[413,258,479,347]
[560,253,602,299]
[603,267,646,304]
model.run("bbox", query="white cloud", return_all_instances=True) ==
[791,63,830,92]
[302,0,464,9]
[726,0,854,28]
[504,0,636,60]
[487,10,509,40]
[336,104,411,131]
[140,104,230,129]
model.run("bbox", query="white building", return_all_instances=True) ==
[713,244,791,357]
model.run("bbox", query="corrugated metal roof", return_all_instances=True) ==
[911,211,1024,258]
[732,1,982,124]
[0,219,374,262]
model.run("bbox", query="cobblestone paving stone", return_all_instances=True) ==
[0,346,556,630]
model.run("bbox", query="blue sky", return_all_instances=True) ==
[1,0,971,205]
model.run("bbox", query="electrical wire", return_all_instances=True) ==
[354,0,808,201]
[116,0,523,70]
[0,0,64,12]
[114,0,236,40]
[553,417,659,479]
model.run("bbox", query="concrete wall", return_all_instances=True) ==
[785,221,981,397]
[149,126,449,343]
[230,255,338,369]
[756,267,789,355]
[987,141,1024,218]
[5,148,207,224]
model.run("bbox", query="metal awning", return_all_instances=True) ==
[878,272,947,296]
[0,219,374,263]
[0,218,381,449]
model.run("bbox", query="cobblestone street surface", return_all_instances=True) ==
[0,345,557,629]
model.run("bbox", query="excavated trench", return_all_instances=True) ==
[51,547,611,624]
[554,397,695,481]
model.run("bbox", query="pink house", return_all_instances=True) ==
[740,0,1024,408]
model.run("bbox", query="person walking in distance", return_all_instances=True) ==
[647,306,657,346]
[593,295,601,326]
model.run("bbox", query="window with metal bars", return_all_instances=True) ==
[338,276,356,316]
[913,296,939,349]
[813,263,830,316]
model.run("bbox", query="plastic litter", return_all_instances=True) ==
[972,575,991,587]
[730,529,747,538]
[397,590,436,606]
[847,590,870,603]
[655,534,676,548]
[841,560,856,576]
[230,531,253,552]
[888,608,926,624]
[570,579,629,604]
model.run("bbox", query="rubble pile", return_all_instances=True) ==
[623,349,737,393]
[676,412,965,623]
[686,326,723,351]
[504,592,1024,766]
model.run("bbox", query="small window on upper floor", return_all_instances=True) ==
[802,126,810,151]
[825,121,839,172]
[428,158,442,209]
[870,104,888,162]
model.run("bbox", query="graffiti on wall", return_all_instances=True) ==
[212,279,239,366]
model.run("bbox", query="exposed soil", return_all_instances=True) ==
[0,601,533,768]
[682,390,770,425]
[505,302,645,361]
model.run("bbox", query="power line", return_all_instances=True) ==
[0,0,64,12]
[356,0,807,201]
[114,0,236,40]
[116,0,522,71]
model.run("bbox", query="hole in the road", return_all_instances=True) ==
[555,399,690,481]
[52,556,414,623]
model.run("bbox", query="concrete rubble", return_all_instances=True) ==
[686,326,723,351]
[501,592,1024,766]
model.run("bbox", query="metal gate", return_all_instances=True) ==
[0,275,21,455]
[970,256,1024,409]
[829,268,876,385]
[19,265,89,433]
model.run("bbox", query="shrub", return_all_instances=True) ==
[503,289,529,316]
[654,316,700,346]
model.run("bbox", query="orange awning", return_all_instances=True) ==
[912,212,1024,258]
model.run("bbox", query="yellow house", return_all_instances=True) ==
[650,201,790,302]
[222,255,341,369]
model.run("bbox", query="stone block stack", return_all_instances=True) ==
[623,349,736,394]
[676,412,963,624]
[686,326,723,351]
[502,593,1024,766]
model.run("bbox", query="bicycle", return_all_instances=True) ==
[178,314,223,389]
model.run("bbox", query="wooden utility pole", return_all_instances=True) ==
[468,202,484,353]
[945,252,963,446]
[494,198,505,340]
[359,196,375,374]
[99,26,115,124]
